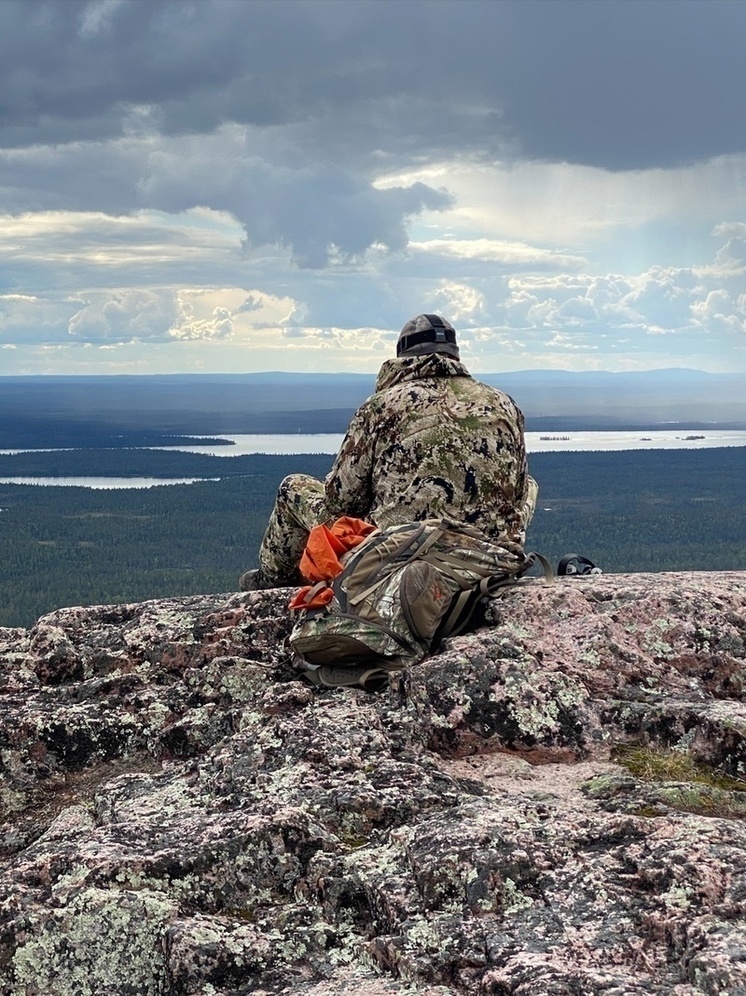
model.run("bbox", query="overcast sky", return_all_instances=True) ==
[1,0,745,376]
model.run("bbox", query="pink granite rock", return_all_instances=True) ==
[0,572,744,995]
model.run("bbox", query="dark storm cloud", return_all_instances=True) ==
[1,0,744,171]
[0,131,453,267]
[140,151,454,266]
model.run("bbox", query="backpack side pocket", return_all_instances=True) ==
[399,561,453,645]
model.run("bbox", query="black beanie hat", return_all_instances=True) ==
[396,314,459,359]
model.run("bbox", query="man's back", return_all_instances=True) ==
[325,352,537,545]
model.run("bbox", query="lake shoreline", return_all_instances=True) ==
[0,432,745,489]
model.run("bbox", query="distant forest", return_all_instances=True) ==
[1,369,745,452]
[0,447,743,629]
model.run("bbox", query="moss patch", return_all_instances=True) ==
[613,745,746,792]
[611,744,746,820]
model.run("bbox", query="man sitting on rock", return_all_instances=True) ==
[240,314,538,590]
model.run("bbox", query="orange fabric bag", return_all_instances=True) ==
[299,516,377,582]
[289,516,377,611]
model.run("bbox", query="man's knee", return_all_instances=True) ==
[276,473,324,506]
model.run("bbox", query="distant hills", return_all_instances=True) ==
[486,369,745,424]
[0,369,743,447]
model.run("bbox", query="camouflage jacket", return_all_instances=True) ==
[324,353,538,545]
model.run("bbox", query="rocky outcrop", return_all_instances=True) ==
[0,571,744,996]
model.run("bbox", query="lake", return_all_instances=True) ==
[1,429,744,489]
[150,429,746,457]
[0,477,220,489]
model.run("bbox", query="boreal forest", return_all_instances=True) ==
[0,447,743,629]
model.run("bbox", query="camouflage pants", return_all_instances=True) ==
[258,474,329,585]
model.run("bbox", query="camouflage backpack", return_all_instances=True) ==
[288,518,547,690]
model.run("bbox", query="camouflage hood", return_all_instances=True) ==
[375,353,472,393]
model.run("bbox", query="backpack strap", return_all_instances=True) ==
[526,551,555,583]
[406,522,447,560]
[424,550,499,586]
[343,522,431,607]
[431,552,554,647]
[332,611,418,653]
[288,580,335,611]
[434,588,483,642]
[430,571,517,645]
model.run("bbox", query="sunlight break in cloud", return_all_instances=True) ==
[380,156,746,249]
[409,239,587,270]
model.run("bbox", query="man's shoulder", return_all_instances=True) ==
[447,372,516,403]
[469,376,517,403]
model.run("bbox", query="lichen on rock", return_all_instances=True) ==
[0,572,744,995]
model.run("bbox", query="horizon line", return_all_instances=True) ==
[0,366,738,380]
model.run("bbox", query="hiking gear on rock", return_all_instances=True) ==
[397,314,460,360]
[300,663,390,693]
[289,517,543,684]
[558,554,602,577]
